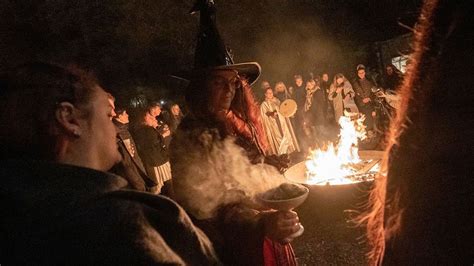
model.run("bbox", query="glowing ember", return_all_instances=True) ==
[305,115,371,185]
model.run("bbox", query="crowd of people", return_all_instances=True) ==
[1,0,471,265]
[0,60,304,265]
[254,63,403,153]
[0,64,220,264]
[107,99,181,195]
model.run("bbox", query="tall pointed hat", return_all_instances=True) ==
[179,0,261,85]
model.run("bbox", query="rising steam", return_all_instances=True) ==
[171,128,286,219]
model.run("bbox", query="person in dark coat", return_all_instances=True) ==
[0,62,219,265]
[306,76,327,128]
[132,109,173,196]
[166,103,184,135]
[291,74,308,151]
[110,105,157,192]
[147,102,172,147]
[302,76,328,147]
[361,0,473,264]
[320,72,334,123]
[352,64,376,132]
[292,74,306,114]
[381,63,403,91]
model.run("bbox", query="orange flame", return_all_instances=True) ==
[305,115,368,185]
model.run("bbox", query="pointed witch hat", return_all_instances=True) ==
[175,0,261,85]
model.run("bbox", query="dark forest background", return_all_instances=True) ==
[0,0,422,106]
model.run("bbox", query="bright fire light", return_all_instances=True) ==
[305,115,369,185]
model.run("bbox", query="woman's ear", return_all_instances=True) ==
[55,102,81,137]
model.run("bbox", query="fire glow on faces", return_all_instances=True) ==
[264,88,274,100]
[207,70,240,113]
[149,106,161,117]
[295,78,303,87]
[322,74,329,82]
[118,111,129,124]
[171,105,180,116]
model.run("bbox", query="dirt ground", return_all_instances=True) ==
[291,183,371,265]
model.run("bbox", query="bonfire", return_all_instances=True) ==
[305,115,379,185]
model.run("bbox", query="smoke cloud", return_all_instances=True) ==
[171,129,286,219]
[216,0,366,86]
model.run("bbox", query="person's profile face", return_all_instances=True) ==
[357,69,366,79]
[118,111,129,124]
[150,106,161,117]
[85,89,122,170]
[207,69,239,114]
[295,78,303,87]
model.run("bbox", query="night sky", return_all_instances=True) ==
[0,0,422,104]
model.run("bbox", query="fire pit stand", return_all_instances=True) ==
[285,150,383,264]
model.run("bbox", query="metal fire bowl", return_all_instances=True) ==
[284,150,384,186]
[283,150,384,220]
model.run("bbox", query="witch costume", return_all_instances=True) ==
[170,1,297,265]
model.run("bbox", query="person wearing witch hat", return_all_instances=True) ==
[170,0,301,265]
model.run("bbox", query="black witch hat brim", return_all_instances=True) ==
[172,62,261,85]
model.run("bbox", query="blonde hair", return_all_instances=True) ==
[274,81,291,98]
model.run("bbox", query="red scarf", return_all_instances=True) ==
[263,238,297,266]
